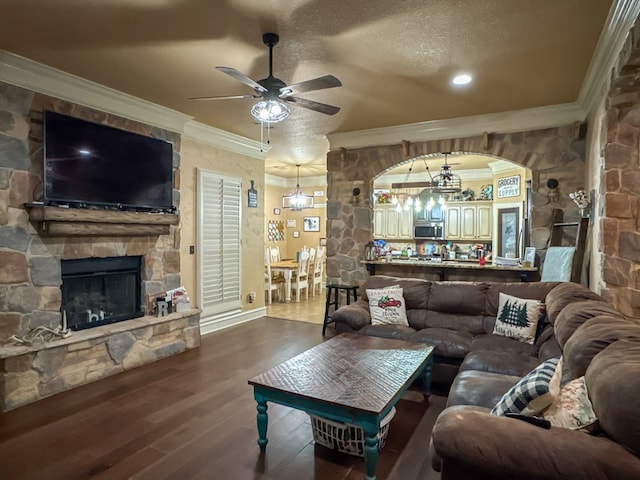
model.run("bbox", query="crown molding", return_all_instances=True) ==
[328,102,586,150]
[0,51,265,158]
[265,174,326,188]
[0,51,192,133]
[375,168,492,185]
[488,160,523,175]
[182,121,266,160]
[578,0,640,116]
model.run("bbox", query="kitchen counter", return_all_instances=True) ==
[362,259,538,282]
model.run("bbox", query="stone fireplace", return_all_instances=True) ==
[0,84,200,411]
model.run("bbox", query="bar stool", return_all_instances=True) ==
[323,284,359,336]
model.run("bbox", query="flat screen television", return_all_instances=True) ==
[43,110,174,211]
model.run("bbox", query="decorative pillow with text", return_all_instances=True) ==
[543,376,598,432]
[366,287,409,326]
[493,293,543,344]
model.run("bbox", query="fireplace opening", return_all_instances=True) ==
[61,256,144,331]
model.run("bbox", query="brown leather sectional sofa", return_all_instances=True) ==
[330,275,640,478]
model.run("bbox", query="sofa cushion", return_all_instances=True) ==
[447,370,521,409]
[410,310,485,335]
[563,315,640,380]
[586,339,640,456]
[471,333,538,357]
[492,293,542,344]
[330,301,371,330]
[409,327,473,359]
[357,324,416,341]
[459,350,539,378]
[428,281,488,315]
[366,286,409,326]
[554,300,619,348]
[491,357,561,416]
[544,282,603,324]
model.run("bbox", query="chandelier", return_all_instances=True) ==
[430,152,462,194]
[282,164,314,210]
[251,99,290,123]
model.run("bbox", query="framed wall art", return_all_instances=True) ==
[497,207,520,258]
[303,216,320,232]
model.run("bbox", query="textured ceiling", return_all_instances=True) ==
[0,0,613,177]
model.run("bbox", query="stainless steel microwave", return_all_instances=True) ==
[414,223,444,239]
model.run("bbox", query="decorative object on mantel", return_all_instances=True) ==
[6,323,71,347]
[569,189,592,218]
[282,165,314,210]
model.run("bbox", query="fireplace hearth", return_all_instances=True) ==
[61,256,144,331]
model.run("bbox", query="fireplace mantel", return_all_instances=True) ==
[26,205,179,236]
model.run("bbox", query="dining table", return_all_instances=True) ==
[270,259,298,302]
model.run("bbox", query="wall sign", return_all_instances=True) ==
[496,175,520,198]
[247,180,258,207]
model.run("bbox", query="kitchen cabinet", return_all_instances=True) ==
[373,204,413,239]
[444,206,461,239]
[444,201,492,241]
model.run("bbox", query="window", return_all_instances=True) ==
[197,169,242,317]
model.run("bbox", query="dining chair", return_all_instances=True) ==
[311,247,324,296]
[292,250,310,302]
[264,249,284,304]
[307,247,316,280]
[270,246,281,263]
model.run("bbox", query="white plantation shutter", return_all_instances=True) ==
[197,169,242,316]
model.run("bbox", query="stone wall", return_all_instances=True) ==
[0,82,182,340]
[600,19,640,318]
[326,129,587,286]
[0,310,200,410]
[0,81,201,409]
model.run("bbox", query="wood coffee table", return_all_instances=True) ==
[248,333,434,480]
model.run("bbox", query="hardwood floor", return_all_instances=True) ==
[0,318,443,480]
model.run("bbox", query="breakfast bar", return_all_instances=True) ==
[363,259,539,282]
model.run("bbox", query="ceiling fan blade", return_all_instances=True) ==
[283,96,340,115]
[279,75,342,96]
[188,94,259,101]
[216,66,268,93]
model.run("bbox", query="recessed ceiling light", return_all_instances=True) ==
[452,74,473,86]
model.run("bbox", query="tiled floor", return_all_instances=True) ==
[265,288,326,325]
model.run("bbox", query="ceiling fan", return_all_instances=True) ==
[189,33,342,122]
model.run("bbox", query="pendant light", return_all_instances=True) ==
[282,165,314,210]
[431,152,462,194]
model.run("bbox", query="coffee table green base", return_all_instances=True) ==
[253,357,432,480]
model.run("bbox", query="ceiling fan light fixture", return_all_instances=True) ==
[282,165,314,210]
[251,99,290,123]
